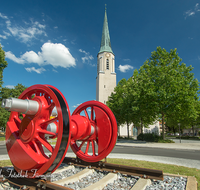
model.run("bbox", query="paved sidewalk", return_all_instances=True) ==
[1,139,200,169]
[116,140,200,150]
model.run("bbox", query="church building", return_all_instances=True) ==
[96,6,116,104]
[96,7,160,137]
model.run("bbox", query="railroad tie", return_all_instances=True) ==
[54,168,95,186]
[130,178,151,190]
[53,165,75,174]
[82,173,118,190]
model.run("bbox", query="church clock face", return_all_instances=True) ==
[106,53,110,57]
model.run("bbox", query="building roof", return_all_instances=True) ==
[99,6,113,54]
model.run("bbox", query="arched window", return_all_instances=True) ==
[106,59,109,70]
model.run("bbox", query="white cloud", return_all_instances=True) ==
[184,3,200,19]
[6,42,76,69]
[0,34,7,39]
[25,67,46,74]
[118,64,133,73]
[0,12,47,43]
[0,13,8,19]
[79,49,94,66]
[123,59,131,62]
[52,69,58,73]
[72,103,81,108]
[5,85,15,89]
[6,51,25,64]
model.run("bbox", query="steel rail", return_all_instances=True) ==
[63,157,164,180]
[0,157,163,189]
[0,167,73,190]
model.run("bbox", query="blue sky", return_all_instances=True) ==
[0,0,200,113]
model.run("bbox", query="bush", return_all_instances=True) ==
[137,133,162,142]
[137,133,175,143]
[176,136,200,140]
[158,139,175,143]
[118,136,134,140]
[198,131,200,136]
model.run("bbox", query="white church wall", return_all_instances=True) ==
[119,120,160,138]
[119,123,134,137]
[143,120,160,135]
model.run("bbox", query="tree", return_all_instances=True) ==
[107,78,132,138]
[0,44,8,90]
[137,46,199,139]
[107,74,157,138]
[129,69,158,134]
[0,84,27,129]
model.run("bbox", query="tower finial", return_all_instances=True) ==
[105,4,107,11]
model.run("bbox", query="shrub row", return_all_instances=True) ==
[137,133,174,143]
[175,136,200,140]
[137,133,161,142]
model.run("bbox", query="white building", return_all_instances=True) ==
[96,7,116,104]
[96,7,159,137]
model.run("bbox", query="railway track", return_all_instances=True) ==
[0,156,194,190]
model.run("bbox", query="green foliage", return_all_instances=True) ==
[107,46,199,140]
[118,136,134,140]
[0,44,8,89]
[199,131,200,136]
[0,84,27,129]
[137,46,199,139]
[137,133,174,143]
[157,139,175,143]
[107,76,157,137]
[137,133,161,142]
[107,78,133,137]
[176,136,200,140]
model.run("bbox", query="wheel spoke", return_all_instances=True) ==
[37,136,54,153]
[32,140,42,155]
[40,117,58,127]
[85,141,90,154]
[78,141,85,150]
[38,129,57,136]
[44,93,52,105]
[46,102,55,112]
[84,109,89,120]
[92,140,96,156]
[91,106,94,121]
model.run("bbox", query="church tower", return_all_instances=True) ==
[96,6,116,104]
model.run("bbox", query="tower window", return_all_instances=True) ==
[106,59,109,70]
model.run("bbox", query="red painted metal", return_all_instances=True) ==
[5,84,118,177]
[70,101,118,162]
[6,84,71,178]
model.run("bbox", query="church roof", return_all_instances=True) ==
[99,6,113,54]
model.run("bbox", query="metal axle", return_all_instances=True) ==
[1,98,39,115]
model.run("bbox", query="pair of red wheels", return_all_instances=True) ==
[5,84,117,178]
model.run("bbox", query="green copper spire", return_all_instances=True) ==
[99,5,113,54]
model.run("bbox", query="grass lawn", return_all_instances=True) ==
[107,158,199,190]
[0,158,199,189]
[0,132,5,141]
[0,137,5,141]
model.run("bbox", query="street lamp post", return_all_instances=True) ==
[178,123,181,143]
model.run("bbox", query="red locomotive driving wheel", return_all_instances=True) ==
[5,84,71,178]
[70,101,118,162]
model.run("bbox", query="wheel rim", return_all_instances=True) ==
[6,84,71,177]
[70,101,117,162]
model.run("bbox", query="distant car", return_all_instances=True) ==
[175,133,179,136]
